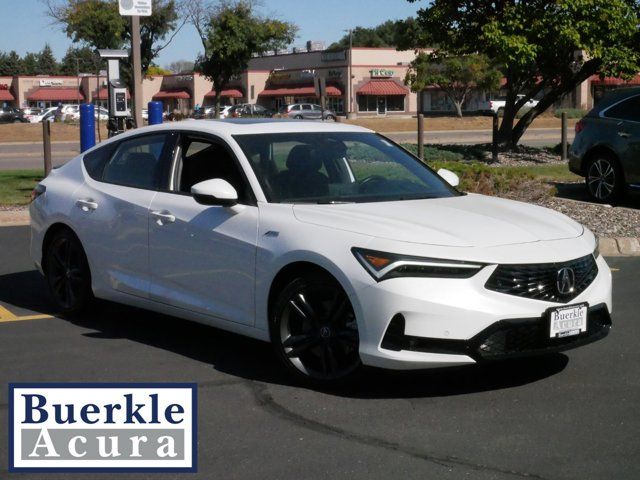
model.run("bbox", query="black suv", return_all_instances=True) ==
[569,87,640,202]
[0,107,28,124]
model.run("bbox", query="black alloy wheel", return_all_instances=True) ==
[271,274,361,385]
[44,230,92,315]
[586,156,624,203]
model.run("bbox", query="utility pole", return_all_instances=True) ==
[131,15,143,129]
[343,29,353,118]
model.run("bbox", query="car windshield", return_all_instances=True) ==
[233,132,459,203]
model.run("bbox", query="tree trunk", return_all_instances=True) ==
[454,101,463,118]
[497,88,518,148]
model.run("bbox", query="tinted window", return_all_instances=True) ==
[603,95,640,122]
[302,104,312,110]
[312,105,322,111]
[102,134,167,189]
[83,142,118,180]
[233,132,459,203]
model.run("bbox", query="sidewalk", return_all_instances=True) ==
[1,210,638,256]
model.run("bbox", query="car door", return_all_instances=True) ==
[147,133,258,326]
[70,132,172,298]
[602,94,640,182]
[301,104,314,119]
[310,104,323,119]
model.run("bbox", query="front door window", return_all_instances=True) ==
[377,96,386,115]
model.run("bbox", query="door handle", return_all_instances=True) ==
[618,131,631,138]
[76,199,98,211]
[150,210,176,225]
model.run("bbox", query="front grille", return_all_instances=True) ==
[485,254,598,303]
[476,304,611,359]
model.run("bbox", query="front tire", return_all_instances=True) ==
[294,114,303,120]
[270,273,361,386]
[44,229,93,315]
[586,155,625,203]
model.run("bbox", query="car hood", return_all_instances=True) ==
[292,194,583,248]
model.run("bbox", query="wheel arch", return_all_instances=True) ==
[581,145,624,179]
[41,222,81,273]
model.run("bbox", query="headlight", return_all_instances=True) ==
[352,247,486,281]
[593,236,600,259]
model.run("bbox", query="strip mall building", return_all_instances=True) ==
[2,47,639,115]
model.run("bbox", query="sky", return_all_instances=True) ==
[0,0,423,68]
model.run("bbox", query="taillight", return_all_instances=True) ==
[575,119,585,134]
[489,101,493,108]
[30,183,45,203]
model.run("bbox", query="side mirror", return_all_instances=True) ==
[437,168,460,187]
[191,179,238,207]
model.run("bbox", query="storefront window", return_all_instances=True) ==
[357,95,405,113]
[326,97,344,113]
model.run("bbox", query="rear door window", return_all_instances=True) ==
[101,134,169,189]
[603,96,640,122]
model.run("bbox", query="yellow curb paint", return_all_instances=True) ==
[0,304,52,323]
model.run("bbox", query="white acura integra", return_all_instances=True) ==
[30,119,612,385]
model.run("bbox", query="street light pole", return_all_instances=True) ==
[131,15,143,129]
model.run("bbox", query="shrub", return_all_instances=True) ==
[553,108,587,119]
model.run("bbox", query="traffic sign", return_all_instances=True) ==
[118,0,152,16]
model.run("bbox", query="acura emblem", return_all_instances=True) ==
[557,267,575,295]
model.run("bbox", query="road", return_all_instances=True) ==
[0,225,637,479]
[0,127,572,170]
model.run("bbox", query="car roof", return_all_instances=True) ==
[147,118,372,135]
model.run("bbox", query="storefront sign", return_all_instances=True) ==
[369,69,394,78]
[269,70,315,83]
[327,69,343,79]
[39,80,64,87]
[321,51,346,62]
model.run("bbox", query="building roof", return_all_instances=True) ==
[27,87,84,101]
[357,80,409,96]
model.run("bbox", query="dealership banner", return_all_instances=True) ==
[9,383,197,472]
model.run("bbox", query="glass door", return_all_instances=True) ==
[377,96,386,115]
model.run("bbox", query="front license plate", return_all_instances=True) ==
[549,303,588,338]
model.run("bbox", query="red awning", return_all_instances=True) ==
[93,87,130,100]
[27,87,85,102]
[0,90,14,101]
[590,74,640,86]
[357,80,409,96]
[152,89,191,100]
[204,88,244,98]
[259,84,343,97]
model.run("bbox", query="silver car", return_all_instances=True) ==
[281,103,336,121]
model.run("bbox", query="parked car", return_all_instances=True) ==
[30,119,611,386]
[21,107,42,122]
[482,95,539,115]
[280,103,336,120]
[0,107,29,123]
[69,106,109,121]
[228,103,274,118]
[29,107,57,123]
[569,87,640,203]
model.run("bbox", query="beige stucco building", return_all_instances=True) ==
[2,47,639,115]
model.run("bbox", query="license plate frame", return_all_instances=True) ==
[548,303,589,338]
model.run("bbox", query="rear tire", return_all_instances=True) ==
[325,115,335,121]
[270,273,361,387]
[585,155,625,203]
[44,229,93,315]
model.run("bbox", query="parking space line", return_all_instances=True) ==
[0,304,52,323]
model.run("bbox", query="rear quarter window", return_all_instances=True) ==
[82,142,118,180]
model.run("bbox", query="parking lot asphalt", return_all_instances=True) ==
[0,225,638,480]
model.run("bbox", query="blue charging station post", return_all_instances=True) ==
[80,103,96,152]
[148,101,163,125]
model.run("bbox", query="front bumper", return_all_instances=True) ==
[355,254,612,370]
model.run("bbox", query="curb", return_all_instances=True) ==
[0,210,638,256]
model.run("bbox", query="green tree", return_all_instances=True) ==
[165,59,195,73]
[188,0,297,117]
[0,51,23,76]
[60,46,101,75]
[38,44,59,75]
[328,18,418,50]
[46,0,183,77]
[405,53,501,118]
[21,53,40,75]
[405,0,640,147]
